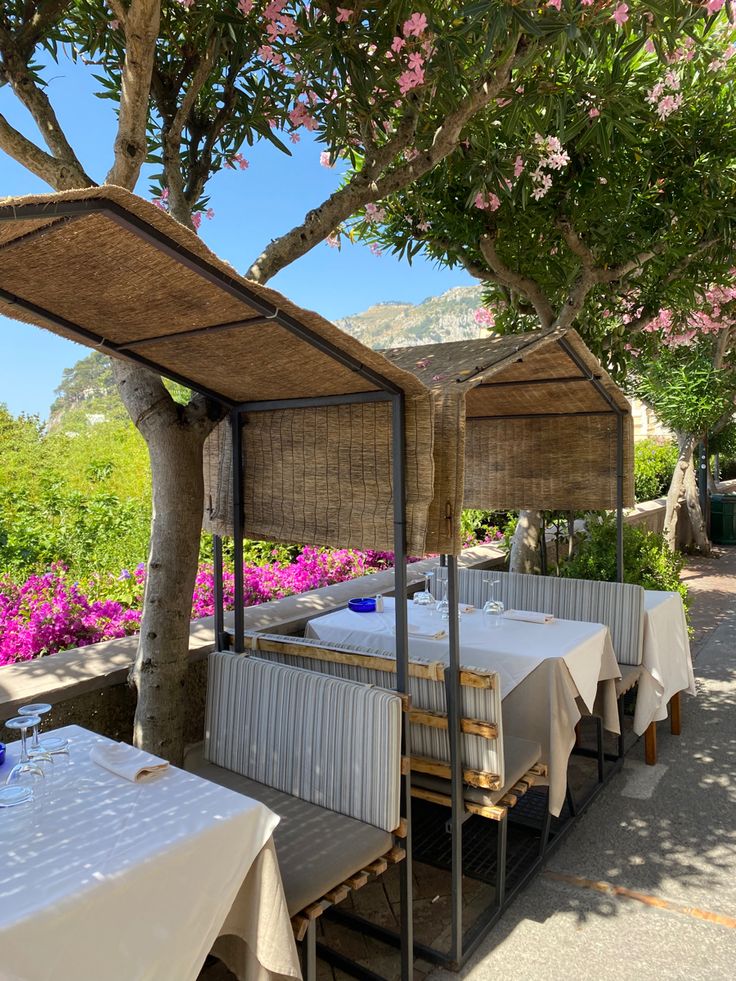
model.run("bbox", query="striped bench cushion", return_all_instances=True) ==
[205,652,402,832]
[435,567,645,667]
[247,631,505,789]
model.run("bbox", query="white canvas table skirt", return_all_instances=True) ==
[0,725,301,981]
[632,590,697,735]
[306,599,620,815]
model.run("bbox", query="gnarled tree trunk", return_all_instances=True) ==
[683,449,711,554]
[509,509,543,573]
[114,363,223,763]
[662,432,711,552]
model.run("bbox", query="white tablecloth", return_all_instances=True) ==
[0,725,301,981]
[306,597,613,708]
[633,591,697,735]
[306,599,620,816]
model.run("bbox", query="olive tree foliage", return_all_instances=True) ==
[357,11,736,566]
[0,1,724,755]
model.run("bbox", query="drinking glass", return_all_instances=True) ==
[413,572,435,607]
[18,703,69,755]
[4,716,46,794]
[482,578,505,628]
[435,581,450,620]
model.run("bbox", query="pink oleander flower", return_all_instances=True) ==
[514,155,525,177]
[391,36,406,53]
[403,12,428,37]
[705,0,725,11]
[588,107,600,118]
[336,7,351,23]
[547,0,562,10]
[238,0,253,14]
[645,38,656,53]
[612,3,629,26]
[320,151,334,168]
[369,242,383,257]
[474,308,495,327]
[398,68,425,93]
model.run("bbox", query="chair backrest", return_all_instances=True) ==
[434,567,645,666]
[205,651,403,832]
[246,631,505,792]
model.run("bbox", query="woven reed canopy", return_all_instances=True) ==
[382,328,634,554]
[0,186,435,554]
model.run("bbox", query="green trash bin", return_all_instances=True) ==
[710,494,736,545]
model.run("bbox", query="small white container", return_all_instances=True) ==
[375,594,384,613]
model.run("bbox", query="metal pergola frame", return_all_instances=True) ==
[0,197,415,981]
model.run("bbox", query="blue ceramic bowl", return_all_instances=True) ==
[348,597,376,613]
[0,743,5,767]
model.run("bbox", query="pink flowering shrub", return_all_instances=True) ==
[0,564,141,666]
[0,533,495,665]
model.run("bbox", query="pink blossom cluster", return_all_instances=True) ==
[530,134,570,201]
[385,12,431,95]
[473,191,501,212]
[637,277,736,348]
[0,565,141,666]
[474,307,496,327]
[646,71,683,120]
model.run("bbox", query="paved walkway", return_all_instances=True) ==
[431,547,736,981]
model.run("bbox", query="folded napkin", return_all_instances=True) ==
[460,604,476,614]
[408,624,447,640]
[504,609,555,624]
[90,741,169,782]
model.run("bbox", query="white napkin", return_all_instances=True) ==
[408,624,447,640]
[504,609,555,624]
[90,741,169,782]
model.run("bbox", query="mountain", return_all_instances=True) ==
[336,285,486,349]
[48,286,489,428]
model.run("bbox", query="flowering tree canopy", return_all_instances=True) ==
[354,9,736,372]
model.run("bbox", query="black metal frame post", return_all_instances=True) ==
[213,534,225,649]
[231,409,245,653]
[616,412,625,584]
[391,393,414,981]
[445,554,464,967]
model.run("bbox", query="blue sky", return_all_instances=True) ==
[0,56,472,419]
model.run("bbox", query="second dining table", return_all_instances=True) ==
[305,597,621,816]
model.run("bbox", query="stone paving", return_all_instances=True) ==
[202,547,736,981]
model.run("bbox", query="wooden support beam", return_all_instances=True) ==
[345,872,369,891]
[386,845,407,864]
[394,817,408,838]
[365,858,388,876]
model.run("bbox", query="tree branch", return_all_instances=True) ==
[246,44,525,283]
[106,0,161,189]
[479,231,556,328]
[0,111,92,188]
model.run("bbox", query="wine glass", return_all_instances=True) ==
[435,580,450,620]
[18,703,69,755]
[3,716,47,797]
[413,571,435,607]
[482,578,505,628]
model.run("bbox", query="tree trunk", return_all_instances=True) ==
[509,510,543,574]
[663,433,695,550]
[114,363,223,763]
[683,451,711,554]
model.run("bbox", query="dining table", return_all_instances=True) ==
[305,598,621,816]
[0,724,302,981]
[632,590,697,735]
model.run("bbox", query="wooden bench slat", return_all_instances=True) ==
[409,708,498,740]
[411,754,501,791]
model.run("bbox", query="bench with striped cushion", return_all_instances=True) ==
[190,652,407,948]
[434,567,645,669]
[246,632,545,823]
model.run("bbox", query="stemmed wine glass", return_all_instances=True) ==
[1,716,47,806]
[18,703,69,755]
[435,579,450,620]
[482,578,505,628]
[413,571,435,607]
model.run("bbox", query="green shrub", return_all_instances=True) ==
[561,513,688,608]
[633,438,678,502]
